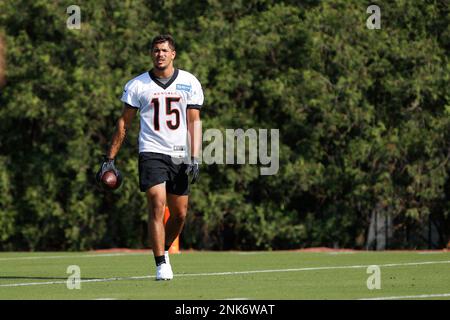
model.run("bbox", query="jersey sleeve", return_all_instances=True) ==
[187,76,204,110]
[120,79,141,108]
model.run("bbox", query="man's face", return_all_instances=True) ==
[151,41,176,71]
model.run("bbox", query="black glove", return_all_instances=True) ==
[185,157,200,184]
[95,156,121,186]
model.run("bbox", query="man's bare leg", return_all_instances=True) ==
[165,194,188,248]
[147,183,174,280]
[146,183,167,258]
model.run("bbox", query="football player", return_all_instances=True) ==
[98,34,203,280]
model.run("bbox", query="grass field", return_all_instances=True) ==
[0,250,449,300]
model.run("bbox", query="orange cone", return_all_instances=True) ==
[164,207,180,254]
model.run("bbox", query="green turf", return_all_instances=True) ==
[0,251,449,300]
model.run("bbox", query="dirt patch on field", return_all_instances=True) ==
[91,248,151,253]
[292,247,357,252]
[91,247,448,254]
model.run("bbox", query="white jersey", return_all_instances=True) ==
[121,69,204,157]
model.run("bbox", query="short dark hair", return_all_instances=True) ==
[150,34,176,51]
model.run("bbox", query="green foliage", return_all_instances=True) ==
[0,0,448,250]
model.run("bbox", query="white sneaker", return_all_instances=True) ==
[156,263,173,281]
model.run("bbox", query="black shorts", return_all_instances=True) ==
[138,152,189,195]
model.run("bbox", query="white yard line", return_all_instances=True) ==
[0,275,154,287]
[1,260,449,288]
[360,293,450,300]
[0,252,149,261]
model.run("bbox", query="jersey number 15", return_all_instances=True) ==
[150,97,181,131]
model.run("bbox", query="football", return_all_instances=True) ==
[101,170,119,190]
